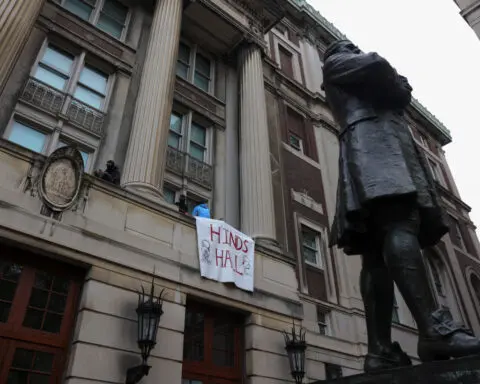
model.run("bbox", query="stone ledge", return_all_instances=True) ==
[315,354,480,384]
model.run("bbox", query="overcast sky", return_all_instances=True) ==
[309,0,480,235]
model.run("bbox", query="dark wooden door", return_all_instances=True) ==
[0,246,82,384]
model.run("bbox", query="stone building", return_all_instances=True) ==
[0,0,479,383]
[454,0,480,38]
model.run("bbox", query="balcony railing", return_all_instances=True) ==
[67,98,105,136]
[166,146,213,189]
[21,77,65,115]
[20,77,105,137]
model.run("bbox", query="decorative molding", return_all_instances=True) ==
[291,188,324,214]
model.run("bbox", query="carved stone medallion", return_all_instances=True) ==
[39,146,84,212]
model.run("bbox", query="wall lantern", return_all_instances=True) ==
[283,322,307,384]
[126,276,166,384]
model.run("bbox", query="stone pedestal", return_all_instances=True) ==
[0,0,46,94]
[121,0,182,199]
[316,355,480,384]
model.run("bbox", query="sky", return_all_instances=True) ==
[309,0,480,235]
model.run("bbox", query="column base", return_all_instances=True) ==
[122,182,177,211]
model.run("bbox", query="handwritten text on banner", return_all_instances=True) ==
[196,218,255,292]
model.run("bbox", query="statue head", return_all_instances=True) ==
[324,40,361,60]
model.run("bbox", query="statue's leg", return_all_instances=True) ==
[381,204,480,361]
[381,207,437,337]
[361,249,394,355]
[362,245,412,372]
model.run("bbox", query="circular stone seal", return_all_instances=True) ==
[39,146,84,211]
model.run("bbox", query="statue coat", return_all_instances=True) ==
[323,50,448,255]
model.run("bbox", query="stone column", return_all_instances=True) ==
[238,42,276,242]
[0,0,45,94]
[121,0,182,199]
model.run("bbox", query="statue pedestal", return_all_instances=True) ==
[315,355,480,384]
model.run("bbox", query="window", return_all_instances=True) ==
[169,112,210,164]
[33,43,111,111]
[278,45,294,78]
[34,46,74,91]
[325,364,343,380]
[163,187,177,205]
[189,123,207,162]
[63,0,130,40]
[301,226,323,269]
[73,65,108,109]
[289,133,303,153]
[8,121,47,153]
[182,302,243,384]
[176,42,213,93]
[316,306,329,336]
[0,247,81,383]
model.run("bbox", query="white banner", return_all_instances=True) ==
[195,218,255,292]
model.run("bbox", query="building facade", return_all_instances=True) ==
[0,0,479,383]
[454,0,480,38]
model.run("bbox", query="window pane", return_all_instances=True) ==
[64,0,94,20]
[302,229,318,249]
[190,123,206,146]
[195,54,210,77]
[176,62,189,79]
[170,114,182,134]
[8,122,47,153]
[168,133,181,149]
[102,0,128,23]
[42,47,74,74]
[34,67,67,90]
[97,14,123,39]
[189,143,205,162]
[163,188,176,204]
[74,86,104,109]
[78,66,108,95]
[178,43,191,64]
[303,247,317,264]
[193,73,209,92]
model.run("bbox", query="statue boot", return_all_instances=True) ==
[418,308,480,362]
[364,341,412,372]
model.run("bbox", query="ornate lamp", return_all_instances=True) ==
[283,322,307,384]
[126,276,165,384]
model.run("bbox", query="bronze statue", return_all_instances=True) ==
[322,40,480,372]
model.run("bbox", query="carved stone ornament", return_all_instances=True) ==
[38,146,84,212]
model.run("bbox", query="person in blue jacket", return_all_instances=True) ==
[192,201,210,218]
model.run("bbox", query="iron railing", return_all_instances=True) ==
[67,98,105,136]
[166,146,213,189]
[21,77,65,115]
[20,76,105,137]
